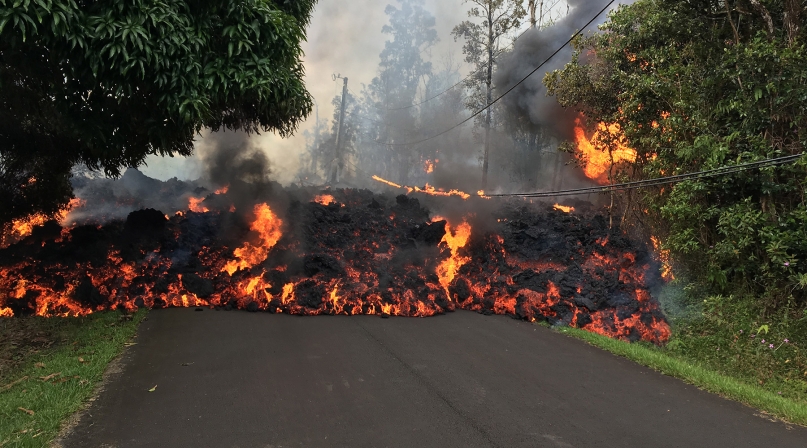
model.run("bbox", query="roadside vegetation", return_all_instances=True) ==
[0,311,146,447]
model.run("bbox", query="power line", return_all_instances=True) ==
[486,154,805,198]
[383,0,566,112]
[380,0,618,147]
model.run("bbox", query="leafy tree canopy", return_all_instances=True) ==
[545,0,807,308]
[0,0,316,224]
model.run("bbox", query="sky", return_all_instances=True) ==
[139,0,573,184]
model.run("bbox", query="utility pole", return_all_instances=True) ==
[331,74,349,184]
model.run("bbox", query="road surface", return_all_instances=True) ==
[62,309,807,447]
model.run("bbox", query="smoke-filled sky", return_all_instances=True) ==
[140,0,627,185]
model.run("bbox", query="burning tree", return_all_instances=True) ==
[0,0,316,226]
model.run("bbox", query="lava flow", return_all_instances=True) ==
[0,187,670,344]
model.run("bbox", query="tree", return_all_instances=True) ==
[0,0,316,225]
[364,0,438,184]
[452,0,526,188]
[545,0,807,308]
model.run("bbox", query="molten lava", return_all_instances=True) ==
[222,203,283,275]
[314,194,337,206]
[188,197,209,213]
[574,117,637,184]
[0,188,671,345]
[1,198,85,248]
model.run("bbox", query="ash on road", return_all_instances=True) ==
[63,310,806,447]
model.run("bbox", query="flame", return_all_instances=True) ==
[188,186,230,213]
[2,198,85,248]
[188,197,209,213]
[314,194,336,206]
[222,203,283,275]
[651,236,674,281]
[412,184,471,200]
[553,204,574,213]
[437,221,472,300]
[424,159,436,174]
[574,117,637,184]
[372,175,404,189]
[372,175,479,200]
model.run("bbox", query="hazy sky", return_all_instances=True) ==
[140,0,572,184]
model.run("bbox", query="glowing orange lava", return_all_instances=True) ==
[2,198,85,248]
[553,204,574,213]
[222,203,283,275]
[314,194,336,206]
[188,197,209,213]
[574,117,637,184]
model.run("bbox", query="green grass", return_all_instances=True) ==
[0,311,146,447]
[552,324,807,426]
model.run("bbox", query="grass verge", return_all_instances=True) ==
[0,311,146,447]
[552,324,807,426]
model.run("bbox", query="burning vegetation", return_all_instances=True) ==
[573,117,637,185]
[0,179,670,345]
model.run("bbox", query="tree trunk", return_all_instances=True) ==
[482,7,494,189]
[784,0,802,47]
[749,0,775,38]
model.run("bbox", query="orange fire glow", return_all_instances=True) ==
[314,195,336,206]
[188,196,209,213]
[188,185,231,213]
[574,117,637,184]
[423,159,436,174]
[651,236,674,281]
[436,221,472,300]
[372,175,406,190]
[413,184,471,200]
[222,203,283,275]
[553,204,574,213]
[2,198,86,248]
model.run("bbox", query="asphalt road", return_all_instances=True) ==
[63,309,807,447]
